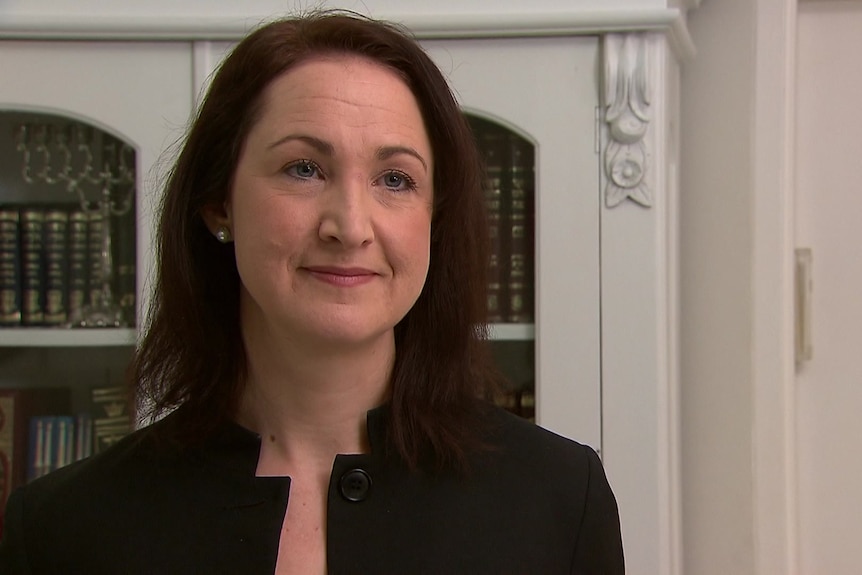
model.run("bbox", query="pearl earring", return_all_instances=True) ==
[215,226,232,243]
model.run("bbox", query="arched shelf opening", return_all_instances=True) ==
[0,108,137,332]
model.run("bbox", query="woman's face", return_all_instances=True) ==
[219,55,433,349]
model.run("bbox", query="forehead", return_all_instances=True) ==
[256,54,424,127]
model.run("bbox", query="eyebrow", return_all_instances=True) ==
[268,134,429,174]
[376,145,428,174]
[268,134,333,155]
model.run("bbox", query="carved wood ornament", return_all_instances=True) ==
[603,33,652,208]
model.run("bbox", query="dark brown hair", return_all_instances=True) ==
[130,11,501,470]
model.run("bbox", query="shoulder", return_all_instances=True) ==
[481,404,600,472]
[465,406,625,572]
[464,405,614,514]
[0,414,180,572]
[0,409,264,572]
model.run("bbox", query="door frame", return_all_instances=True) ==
[751,0,799,573]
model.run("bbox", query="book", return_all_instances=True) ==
[67,208,89,326]
[42,207,70,326]
[52,415,77,471]
[90,385,132,454]
[27,415,55,481]
[505,136,535,323]
[0,207,21,326]
[113,207,136,327]
[19,208,45,325]
[86,210,105,312]
[74,412,93,462]
[479,129,506,323]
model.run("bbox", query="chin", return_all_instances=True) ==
[303,319,396,348]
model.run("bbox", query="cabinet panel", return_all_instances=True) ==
[420,37,602,448]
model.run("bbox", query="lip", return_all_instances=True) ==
[303,265,378,287]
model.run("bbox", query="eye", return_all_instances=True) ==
[284,160,321,180]
[376,170,417,192]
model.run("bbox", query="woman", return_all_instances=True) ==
[0,11,624,574]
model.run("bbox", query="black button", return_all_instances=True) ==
[339,469,371,502]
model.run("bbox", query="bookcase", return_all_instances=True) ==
[0,41,194,505]
[0,11,686,574]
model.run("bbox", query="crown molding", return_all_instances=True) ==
[0,8,696,60]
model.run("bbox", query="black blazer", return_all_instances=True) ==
[0,404,624,574]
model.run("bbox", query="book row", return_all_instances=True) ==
[0,385,133,535]
[469,118,537,324]
[0,203,136,328]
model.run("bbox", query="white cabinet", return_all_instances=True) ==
[0,18,684,575]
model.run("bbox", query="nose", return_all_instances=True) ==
[317,175,375,247]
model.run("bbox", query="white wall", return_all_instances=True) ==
[679,0,757,573]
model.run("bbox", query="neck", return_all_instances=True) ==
[236,327,394,475]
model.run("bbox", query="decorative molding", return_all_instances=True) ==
[0,8,696,60]
[0,9,676,38]
[603,33,653,208]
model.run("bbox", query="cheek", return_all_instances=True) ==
[232,204,307,270]
[396,213,433,278]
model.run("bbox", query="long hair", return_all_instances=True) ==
[130,11,501,471]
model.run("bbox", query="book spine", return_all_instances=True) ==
[0,395,15,512]
[480,131,506,324]
[74,412,93,461]
[505,136,535,323]
[53,416,75,471]
[90,385,132,455]
[27,416,49,481]
[20,207,45,326]
[43,207,70,326]
[0,207,22,326]
[114,208,136,327]
[67,209,89,326]
[86,210,104,310]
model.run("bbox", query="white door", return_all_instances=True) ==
[795,4,862,573]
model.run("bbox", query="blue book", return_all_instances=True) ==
[27,416,55,481]
[52,415,76,470]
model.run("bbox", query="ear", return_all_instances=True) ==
[200,201,232,237]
